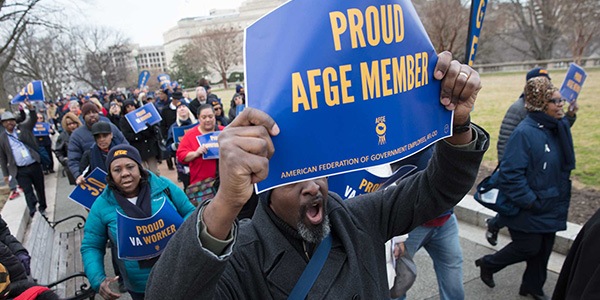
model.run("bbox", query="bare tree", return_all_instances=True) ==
[559,0,600,64]
[8,29,71,100]
[0,0,60,108]
[60,26,132,90]
[191,26,242,89]
[414,0,470,60]
[497,0,564,61]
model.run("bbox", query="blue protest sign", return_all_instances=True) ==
[465,0,487,66]
[196,132,220,160]
[11,80,45,104]
[138,70,150,89]
[124,103,163,133]
[328,164,417,199]
[68,168,108,209]
[245,0,450,193]
[116,200,184,260]
[560,63,587,103]
[33,122,51,137]
[172,123,197,144]
[171,81,180,90]
[157,74,171,90]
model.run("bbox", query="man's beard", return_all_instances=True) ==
[297,214,330,244]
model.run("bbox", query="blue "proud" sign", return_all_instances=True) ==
[245,0,451,193]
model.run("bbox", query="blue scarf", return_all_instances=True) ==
[528,112,575,171]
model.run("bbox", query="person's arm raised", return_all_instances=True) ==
[434,51,482,145]
[202,108,280,240]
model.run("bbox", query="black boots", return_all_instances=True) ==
[475,258,495,288]
[485,218,499,246]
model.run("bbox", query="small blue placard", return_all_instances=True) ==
[138,70,150,89]
[560,63,587,103]
[124,103,163,133]
[245,0,450,193]
[116,200,184,260]
[196,132,220,160]
[157,74,171,90]
[172,123,197,144]
[68,168,108,209]
[33,122,51,137]
[11,80,45,104]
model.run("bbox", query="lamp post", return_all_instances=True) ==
[131,49,140,75]
[101,70,107,91]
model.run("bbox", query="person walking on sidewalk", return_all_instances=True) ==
[0,101,47,217]
[475,77,576,300]
[485,67,577,246]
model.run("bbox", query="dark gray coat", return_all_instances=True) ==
[146,128,489,299]
[0,110,41,179]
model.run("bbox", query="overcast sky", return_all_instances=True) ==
[76,0,245,46]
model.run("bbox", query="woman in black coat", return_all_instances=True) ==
[119,100,162,175]
[54,112,81,185]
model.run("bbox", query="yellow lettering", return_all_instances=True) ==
[114,150,128,156]
[323,67,340,106]
[381,58,392,96]
[476,0,485,28]
[380,4,393,44]
[468,36,478,66]
[307,69,322,110]
[406,55,414,90]
[329,11,347,51]
[414,53,422,88]
[392,56,407,93]
[292,72,310,112]
[394,4,404,42]
[422,52,429,85]
[347,8,366,49]
[339,65,354,104]
[361,61,381,100]
[365,6,380,46]
[358,179,368,190]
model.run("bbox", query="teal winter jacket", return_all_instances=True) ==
[81,172,195,293]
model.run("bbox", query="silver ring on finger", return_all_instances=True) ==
[458,71,469,79]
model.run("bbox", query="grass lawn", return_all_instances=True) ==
[211,68,600,190]
[473,68,600,190]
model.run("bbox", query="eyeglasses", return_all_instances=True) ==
[548,98,566,105]
[214,107,222,111]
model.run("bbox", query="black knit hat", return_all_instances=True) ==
[106,144,143,170]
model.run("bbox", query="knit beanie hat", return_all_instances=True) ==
[81,102,99,116]
[106,144,143,171]
[524,77,557,112]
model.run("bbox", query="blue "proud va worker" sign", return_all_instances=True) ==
[246,0,452,193]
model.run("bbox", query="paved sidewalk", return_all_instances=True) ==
[5,161,569,299]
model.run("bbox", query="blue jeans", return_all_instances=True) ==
[400,214,464,300]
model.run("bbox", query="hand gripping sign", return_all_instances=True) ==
[245,0,452,193]
[68,168,108,210]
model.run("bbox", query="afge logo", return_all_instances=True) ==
[114,150,128,156]
[375,116,386,145]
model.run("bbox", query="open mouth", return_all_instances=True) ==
[305,198,324,225]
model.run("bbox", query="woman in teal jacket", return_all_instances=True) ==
[81,145,195,300]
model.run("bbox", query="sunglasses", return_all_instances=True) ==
[548,98,566,105]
